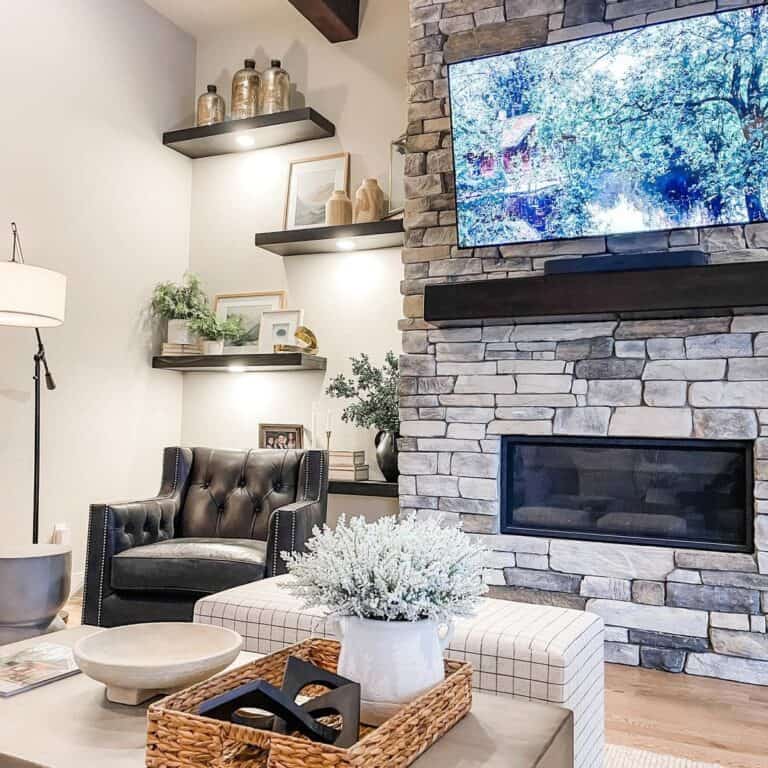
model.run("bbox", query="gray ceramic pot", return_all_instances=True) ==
[0,545,71,644]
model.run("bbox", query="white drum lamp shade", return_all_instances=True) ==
[0,261,66,327]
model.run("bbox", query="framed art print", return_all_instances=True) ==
[258,309,304,353]
[284,153,350,230]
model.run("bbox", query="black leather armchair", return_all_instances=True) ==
[82,447,328,627]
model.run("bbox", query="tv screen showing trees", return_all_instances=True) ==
[449,7,768,248]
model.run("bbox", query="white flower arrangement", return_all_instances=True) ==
[281,515,488,622]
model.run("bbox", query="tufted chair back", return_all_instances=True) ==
[181,448,305,541]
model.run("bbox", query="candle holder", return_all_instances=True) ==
[325,430,332,452]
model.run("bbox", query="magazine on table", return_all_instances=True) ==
[0,643,80,697]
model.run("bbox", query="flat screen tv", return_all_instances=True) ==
[448,6,768,249]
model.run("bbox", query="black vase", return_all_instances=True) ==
[374,431,399,482]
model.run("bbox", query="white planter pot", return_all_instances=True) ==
[167,319,194,346]
[202,340,224,355]
[331,616,453,725]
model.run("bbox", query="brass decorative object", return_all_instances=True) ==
[197,85,225,127]
[231,59,262,120]
[274,326,318,355]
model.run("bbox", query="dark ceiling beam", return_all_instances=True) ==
[287,0,360,43]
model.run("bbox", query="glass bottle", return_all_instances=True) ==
[261,60,291,114]
[196,85,225,127]
[231,59,262,120]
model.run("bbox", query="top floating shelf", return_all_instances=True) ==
[163,108,336,159]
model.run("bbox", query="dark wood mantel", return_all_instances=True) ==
[424,261,768,325]
[287,0,359,43]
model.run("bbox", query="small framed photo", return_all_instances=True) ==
[260,424,304,450]
[259,309,304,353]
[214,291,287,353]
[387,134,407,217]
[284,152,350,230]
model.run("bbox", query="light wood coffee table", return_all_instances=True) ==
[0,627,573,768]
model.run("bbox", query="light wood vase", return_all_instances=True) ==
[325,190,353,226]
[354,178,384,223]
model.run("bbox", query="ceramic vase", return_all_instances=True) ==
[202,340,224,355]
[331,616,453,725]
[354,179,384,223]
[326,190,353,226]
[167,319,195,346]
[375,431,399,482]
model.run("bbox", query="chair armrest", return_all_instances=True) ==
[82,447,192,626]
[266,499,324,578]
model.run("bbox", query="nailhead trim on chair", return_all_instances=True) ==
[271,510,280,578]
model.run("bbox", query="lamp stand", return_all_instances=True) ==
[32,328,55,545]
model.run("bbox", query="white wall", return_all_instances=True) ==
[0,0,196,578]
[181,0,408,492]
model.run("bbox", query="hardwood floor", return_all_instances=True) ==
[63,595,767,767]
[606,663,768,768]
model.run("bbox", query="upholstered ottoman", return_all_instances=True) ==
[195,576,604,768]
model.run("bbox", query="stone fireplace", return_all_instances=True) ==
[401,0,768,683]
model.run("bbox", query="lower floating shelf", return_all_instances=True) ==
[328,480,399,498]
[152,353,327,373]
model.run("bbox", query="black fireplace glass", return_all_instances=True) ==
[500,437,752,552]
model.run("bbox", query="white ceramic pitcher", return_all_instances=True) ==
[329,616,453,725]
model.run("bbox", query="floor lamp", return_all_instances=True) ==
[0,223,66,543]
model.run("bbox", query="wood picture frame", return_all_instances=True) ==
[283,152,350,231]
[259,423,305,450]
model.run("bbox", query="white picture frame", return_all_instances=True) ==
[214,291,287,353]
[258,309,305,353]
[284,153,350,230]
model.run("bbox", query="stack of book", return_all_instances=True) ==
[329,450,369,481]
[161,342,204,356]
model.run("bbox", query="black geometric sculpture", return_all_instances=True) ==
[198,656,361,748]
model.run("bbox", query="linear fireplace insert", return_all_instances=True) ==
[500,436,753,552]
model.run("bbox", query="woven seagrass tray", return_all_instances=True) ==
[146,637,473,768]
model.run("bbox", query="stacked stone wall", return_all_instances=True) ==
[402,0,768,681]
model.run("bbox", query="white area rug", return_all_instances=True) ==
[606,745,723,768]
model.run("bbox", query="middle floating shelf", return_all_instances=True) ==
[254,219,405,256]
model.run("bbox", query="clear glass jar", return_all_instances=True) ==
[197,85,225,127]
[231,59,262,120]
[261,60,291,114]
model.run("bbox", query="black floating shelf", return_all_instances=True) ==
[163,108,335,159]
[424,261,768,324]
[152,353,327,373]
[254,219,404,256]
[328,480,399,498]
